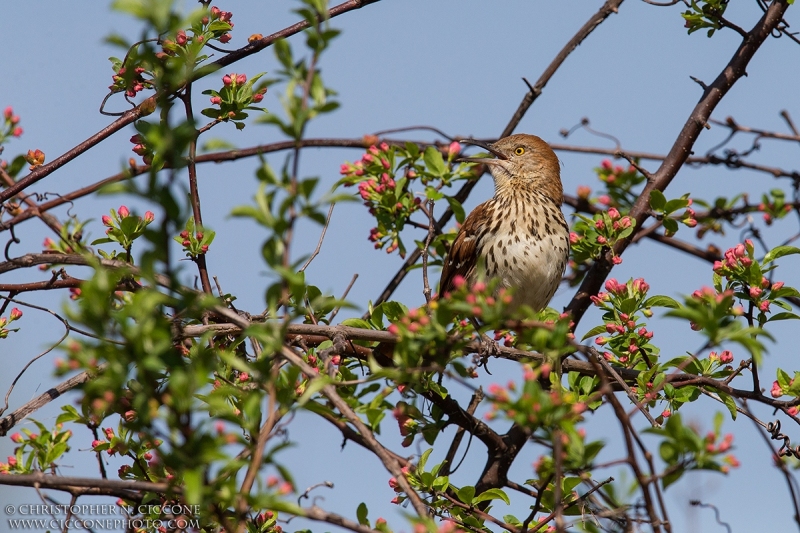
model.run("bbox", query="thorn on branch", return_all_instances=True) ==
[689,75,708,90]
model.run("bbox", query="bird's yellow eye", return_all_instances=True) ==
[514,147,525,155]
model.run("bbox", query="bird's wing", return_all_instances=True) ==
[439,202,491,295]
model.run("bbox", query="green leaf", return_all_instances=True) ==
[649,190,666,211]
[457,485,475,505]
[473,488,510,505]
[445,196,466,224]
[423,146,446,177]
[719,393,737,420]
[356,503,369,526]
[184,469,203,505]
[768,312,800,322]
[581,324,609,341]
[763,246,800,264]
[662,217,679,234]
[643,295,680,309]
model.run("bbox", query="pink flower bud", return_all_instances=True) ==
[749,286,762,298]
[219,33,231,44]
[601,159,612,170]
[118,205,129,218]
[595,336,607,345]
[772,381,783,398]
[210,96,221,105]
[12,127,22,137]
[9,308,22,321]
[144,211,155,223]
[222,74,232,86]
[252,93,263,103]
[236,74,246,85]
[448,141,461,158]
[10,433,23,443]
[595,219,605,230]
[719,351,733,364]
[102,215,113,227]
[3,107,12,120]
[607,208,620,220]
[772,281,784,291]
[176,30,187,45]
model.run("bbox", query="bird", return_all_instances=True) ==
[439,134,570,314]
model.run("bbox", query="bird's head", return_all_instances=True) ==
[458,134,562,204]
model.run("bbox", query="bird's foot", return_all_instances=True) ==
[475,334,500,374]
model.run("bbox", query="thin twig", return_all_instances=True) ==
[299,203,335,272]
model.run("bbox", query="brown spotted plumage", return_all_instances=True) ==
[440,134,569,313]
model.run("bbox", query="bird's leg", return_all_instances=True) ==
[469,317,500,372]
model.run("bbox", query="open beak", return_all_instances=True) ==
[456,138,508,164]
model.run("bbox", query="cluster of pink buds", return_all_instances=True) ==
[210,6,234,43]
[110,66,148,97]
[0,307,23,339]
[341,143,393,183]
[130,134,153,164]
[357,172,396,202]
[759,200,792,225]
[179,229,208,254]
[388,464,412,502]
[599,159,634,183]
[708,350,734,364]
[705,432,734,453]
[222,72,246,87]
[683,199,697,228]
[3,106,22,137]
[691,286,734,305]
[713,241,753,274]
[387,306,431,335]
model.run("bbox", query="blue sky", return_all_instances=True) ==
[1,1,800,532]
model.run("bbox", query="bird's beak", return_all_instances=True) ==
[456,139,508,164]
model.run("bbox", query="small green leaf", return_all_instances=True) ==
[719,393,737,420]
[457,485,475,505]
[763,246,800,264]
[356,503,369,526]
[445,196,466,224]
[581,324,609,341]
[423,146,446,177]
[473,488,510,505]
[662,217,679,234]
[643,295,680,309]
[649,190,666,211]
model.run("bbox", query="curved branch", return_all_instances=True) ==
[566,0,793,324]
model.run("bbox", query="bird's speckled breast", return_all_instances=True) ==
[479,191,570,312]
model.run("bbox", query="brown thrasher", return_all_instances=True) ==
[440,134,570,313]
